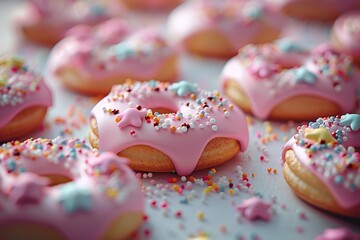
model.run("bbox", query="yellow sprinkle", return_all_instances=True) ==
[228,189,235,196]
[197,211,205,221]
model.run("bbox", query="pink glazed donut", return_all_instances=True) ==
[220,41,360,121]
[264,0,360,21]
[89,80,249,176]
[166,0,283,58]
[332,11,360,66]
[15,0,121,46]
[0,137,144,240]
[282,114,360,217]
[0,58,52,143]
[48,19,178,95]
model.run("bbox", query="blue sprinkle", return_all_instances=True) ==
[91,5,105,16]
[168,81,198,97]
[276,39,305,53]
[293,67,317,85]
[180,198,188,204]
[334,175,343,184]
[7,159,16,171]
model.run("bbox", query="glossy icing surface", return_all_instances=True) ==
[48,18,176,81]
[0,137,144,240]
[220,42,359,119]
[0,58,52,128]
[167,0,282,52]
[90,80,249,175]
[333,11,360,56]
[282,114,360,209]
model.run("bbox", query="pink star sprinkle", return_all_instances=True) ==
[236,197,272,221]
[116,108,147,129]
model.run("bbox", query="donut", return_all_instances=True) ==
[0,137,144,240]
[0,58,52,143]
[264,0,360,21]
[15,0,121,46]
[89,80,249,176]
[119,0,182,11]
[331,11,360,66]
[282,114,360,218]
[220,41,360,121]
[166,0,283,58]
[48,19,178,95]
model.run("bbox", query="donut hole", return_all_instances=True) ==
[150,107,177,114]
[274,58,302,70]
[41,174,73,187]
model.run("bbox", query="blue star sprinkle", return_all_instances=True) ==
[293,67,317,85]
[340,114,360,131]
[58,183,92,214]
[168,81,198,97]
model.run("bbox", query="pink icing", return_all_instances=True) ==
[316,227,360,240]
[0,58,52,129]
[15,0,120,42]
[282,115,360,209]
[333,11,360,57]
[47,19,177,82]
[0,137,144,240]
[220,43,359,120]
[167,0,283,53]
[90,81,249,176]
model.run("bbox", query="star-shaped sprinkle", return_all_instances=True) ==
[115,108,147,129]
[340,113,360,131]
[58,183,92,213]
[9,173,48,205]
[315,227,360,240]
[304,128,336,144]
[236,197,272,221]
[293,67,317,84]
[168,81,198,97]
[89,152,128,175]
[276,39,305,53]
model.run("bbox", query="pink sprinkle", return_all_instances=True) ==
[160,201,168,209]
[130,130,136,136]
[150,199,157,208]
[260,155,265,161]
[175,210,182,218]
[296,226,304,234]
[150,180,157,185]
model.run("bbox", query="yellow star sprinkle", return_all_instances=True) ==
[304,128,336,144]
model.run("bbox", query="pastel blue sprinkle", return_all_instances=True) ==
[276,39,305,53]
[339,114,360,131]
[294,67,317,85]
[7,159,16,171]
[59,183,92,214]
[168,81,198,97]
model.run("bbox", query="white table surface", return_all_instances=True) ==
[1,1,359,239]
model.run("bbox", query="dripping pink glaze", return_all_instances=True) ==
[90,81,249,176]
[0,138,144,240]
[48,18,177,81]
[220,43,358,120]
[282,116,360,209]
[264,0,360,17]
[333,11,360,57]
[167,0,283,52]
[15,0,119,41]
[0,64,52,129]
